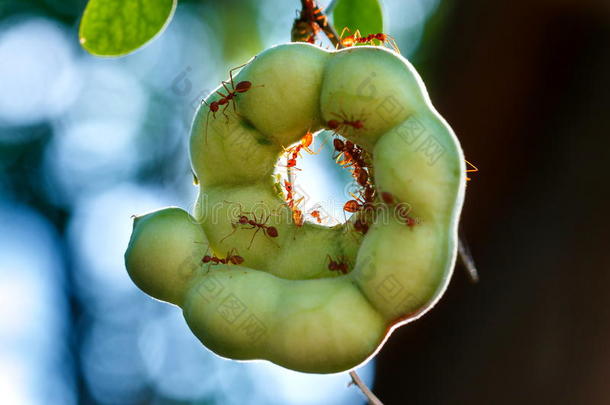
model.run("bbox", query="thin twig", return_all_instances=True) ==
[319,15,343,49]
[349,370,384,405]
[458,236,479,283]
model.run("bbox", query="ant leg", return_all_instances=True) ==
[284,165,302,172]
[308,134,328,155]
[223,200,251,215]
[465,160,478,181]
[221,80,233,94]
[221,102,231,121]
[339,27,351,39]
[228,62,249,88]
[387,35,400,53]
[227,247,239,259]
[231,95,239,115]
[204,109,213,144]
[349,192,363,206]
[262,228,280,248]
[219,223,239,244]
[332,149,344,161]
[248,227,261,249]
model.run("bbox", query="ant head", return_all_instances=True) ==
[202,255,211,263]
[405,216,416,227]
[355,219,369,234]
[327,120,340,130]
[381,191,395,204]
[333,138,344,151]
[238,215,249,224]
[344,200,360,213]
[301,131,313,146]
[230,255,244,265]
[204,99,219,112]
[235,81,252,93]
[267,226,278,238]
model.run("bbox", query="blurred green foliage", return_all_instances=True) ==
[79,0,176,56]
[331,0,383,37]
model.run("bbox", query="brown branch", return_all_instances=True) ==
[349,370,384,405]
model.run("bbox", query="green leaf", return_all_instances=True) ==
[331,0,383,38]
[79,0,176,57]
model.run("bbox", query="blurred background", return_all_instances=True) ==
[0,0,609,404]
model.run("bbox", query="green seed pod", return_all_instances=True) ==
[125,43,465,373]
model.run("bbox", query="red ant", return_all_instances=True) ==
[327,255,350,275]
[201,63,262,142]
[339,28,400,53]
[283,180,305,227]
[332,138,368,171]
[220,207,279,249]
[380,191,395,205]
[332,139,370,190]
[343,184,376,213]
[331,138,376,233]
[380,191,418,228]
[352,165,369,187]
[307,204,329,224]
[343,191,369,214]
[327,111,366,134]
[202,248,244,266]
[466,160,478,181]
[343,195,364,213]
[202,63,257,119]
[333,141,372,222]
[332,138,354,166]
[282,130,318,172]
